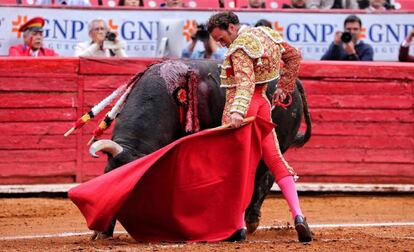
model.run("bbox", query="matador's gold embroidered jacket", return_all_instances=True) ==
[220,25,301,117]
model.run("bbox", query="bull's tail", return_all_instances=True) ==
[292,80,312,147]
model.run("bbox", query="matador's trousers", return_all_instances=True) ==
[222,85,296,181]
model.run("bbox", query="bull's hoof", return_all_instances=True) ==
[246,220,260,234]
[90,231,112,240]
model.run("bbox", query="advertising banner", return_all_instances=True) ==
[0,6,413,60]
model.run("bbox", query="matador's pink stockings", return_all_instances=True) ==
[277,176,303,219]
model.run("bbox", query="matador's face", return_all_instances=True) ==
[210,24,239,48]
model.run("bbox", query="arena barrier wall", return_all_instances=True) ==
[0,58,413,185]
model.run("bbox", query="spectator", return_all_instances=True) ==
[282,0,306,8]
[254,19,272,29]
[219,0,225,8]
[245,0,266,8]
[357,0,369,8]
[34,0,91,6]
[364,0,394,11]
[182,23,226,60]
[118,0,143,6]
[75,18,127,57]
[8,17,58,57]
[160,0,185,7]
[321,15,373,61]
[399,28,414,62]
[306,0,334,9]
[331,0,359,9]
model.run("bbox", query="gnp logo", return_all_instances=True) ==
[120,20,158,40]
[272,21,284,37]
[289,23,368,43]
[12,17,121,40]
[107,19,119,36]
[285,23,335,43]
[12,15,87,40]
[368,24,414,43]
[11,15,29,39]
[183,20,198,42]
[359,27,367,40]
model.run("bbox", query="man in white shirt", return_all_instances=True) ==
[75,18,127,57]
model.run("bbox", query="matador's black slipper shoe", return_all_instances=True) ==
[294,215,312,243]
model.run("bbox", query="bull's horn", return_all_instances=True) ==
[89,139,123,158]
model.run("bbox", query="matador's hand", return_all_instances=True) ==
[230,112,244,128]
[273,88,287,105]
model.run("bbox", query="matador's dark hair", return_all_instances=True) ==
[207,11,240,33]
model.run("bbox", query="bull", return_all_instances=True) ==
[89,59,311,239]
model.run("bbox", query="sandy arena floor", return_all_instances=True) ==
[1,194,414,251]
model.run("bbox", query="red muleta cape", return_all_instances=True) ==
[69,117,274,242]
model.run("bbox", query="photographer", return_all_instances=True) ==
[182,23,226,60]
[321,15,373,61]
[75,18,127,57]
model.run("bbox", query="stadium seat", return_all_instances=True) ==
[271,0,291,9]
[185,0,220,8]
[14,0,105,6]
[89,0,118,7]
[144,0,221,8]
[89,0,102,6]
[394,0,414,10]
[145,0,162,7]
[1,0,18,4]
[15,0,35,5]
[228,0,289,9]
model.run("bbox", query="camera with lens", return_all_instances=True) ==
[195,24,210,42]
[340,31,353,43]
[105,31,117,42]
